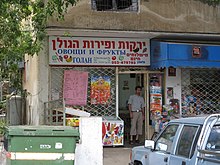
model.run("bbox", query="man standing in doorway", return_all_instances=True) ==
[128,86,145,144]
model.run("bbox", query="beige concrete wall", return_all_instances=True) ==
[48,0,220,33]
[23,54,40,125]
[23,40,49,125]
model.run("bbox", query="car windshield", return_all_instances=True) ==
[155,124,179,153]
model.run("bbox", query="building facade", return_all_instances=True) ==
[23,0,220,139]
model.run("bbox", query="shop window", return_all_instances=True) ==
[176,125,199,158]
[181,69,220,116]
[91,0,138,12]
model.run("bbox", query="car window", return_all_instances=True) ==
[206,125,220,151]
[155,124,179,153]
[176,125,199,158]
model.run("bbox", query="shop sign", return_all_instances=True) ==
[192,46,201,58]
[49,36,150,66]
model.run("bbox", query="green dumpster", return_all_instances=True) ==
[5,126,79,165]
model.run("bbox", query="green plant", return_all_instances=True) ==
[0,0,77,94]
[196,0,220,6]
[0,119,7,135]
[0,100,6,111]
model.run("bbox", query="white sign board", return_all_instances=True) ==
[49,36,150,66]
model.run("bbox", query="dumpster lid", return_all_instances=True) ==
[7,125,79,136]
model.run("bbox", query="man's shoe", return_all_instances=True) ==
[129,140,134,145]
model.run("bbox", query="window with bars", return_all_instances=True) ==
[181,69,220,116]
[91,0,138,12]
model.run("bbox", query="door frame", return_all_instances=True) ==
[116,67,164,139]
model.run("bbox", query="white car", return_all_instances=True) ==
[130,114,220,165]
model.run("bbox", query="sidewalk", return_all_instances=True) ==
[104,147,131,165]
[104,140,144,165]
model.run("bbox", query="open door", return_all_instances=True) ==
[117,70,164,142]
[118,73,146,142]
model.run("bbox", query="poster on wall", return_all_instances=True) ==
[63,70,88,105]
[167,87,174,99]
[150,88,162,114]
[49,36,150,66]
[91,76,111,105]
[149,74,163,120]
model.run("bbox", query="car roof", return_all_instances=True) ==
[169,116,207,125]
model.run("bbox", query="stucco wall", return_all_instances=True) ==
[48,0,220,33]
[23,54,39,125]
[23,41,49,125]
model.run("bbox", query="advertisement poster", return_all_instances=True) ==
[149,74,163,118]
[91,76,111,105]
[167,87,174,99]
[63,70,88,105]
[150,87,162,114]
[102,122,124,146]
[49,36,150,66]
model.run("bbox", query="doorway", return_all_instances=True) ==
[117,70,163,141]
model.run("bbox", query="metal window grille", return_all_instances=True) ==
[91,0,138,12]
[49,67,116,117]
[181,69,220,116]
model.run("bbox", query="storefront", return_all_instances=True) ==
[151,40,220,123]
[47,35,158,145]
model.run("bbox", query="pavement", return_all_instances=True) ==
[104,140,144,165]
[104,147,131,165]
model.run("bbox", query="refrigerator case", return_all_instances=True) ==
[102,116,124,146]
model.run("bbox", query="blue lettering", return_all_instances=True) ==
[89,50,94,55]
[137,61,146,64]
[103,50,107,55]
[57,49,62,54]
[82,50,86,54]
[62,49,67,54]
[67,49,72,54]
[76,58,80,63]
[85,58,92,63]
[73,57,92,63]
[120,50,126,55]
[97,50,102,55]
[56,49,86,55]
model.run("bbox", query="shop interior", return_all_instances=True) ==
[118,73,147,142]
[118,72,164,141]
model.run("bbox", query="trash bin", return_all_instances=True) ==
[5,126,79,165]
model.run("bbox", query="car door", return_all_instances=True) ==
[148,124,180,165]
[169,125,201,165]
